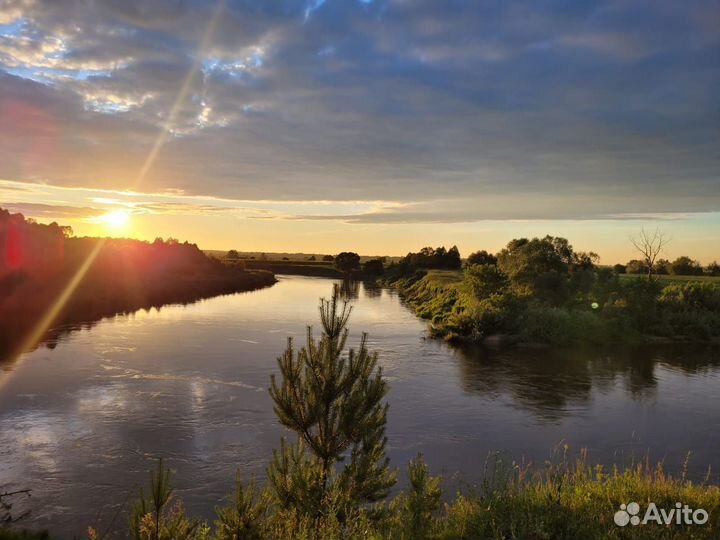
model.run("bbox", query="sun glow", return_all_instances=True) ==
[99,209,131,230]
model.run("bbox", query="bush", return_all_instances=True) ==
[464,264,508,300]
[518,306,606,346]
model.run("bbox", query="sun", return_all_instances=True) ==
[99,209,131,230]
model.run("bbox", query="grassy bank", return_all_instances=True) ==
[388,269,720,346]
[4,451,718,540]
[377,237,720,346]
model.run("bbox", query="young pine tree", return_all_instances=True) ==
[129,459,199,540]
[267,285,396,530]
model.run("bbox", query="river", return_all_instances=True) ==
[1,275,719,536]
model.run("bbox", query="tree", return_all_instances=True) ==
[670,256,703,276]
[625,259,648,274]
[334,252,361,273]
[464,264,508,299]
[129,459,199,540]
[267,287,396,536]
[391,455,441,540]
[707,261,720,276]
[322,255,334,262]
[630,228,669,280]
[227,249,240,260]
[363,258,385,276]
[466,250,497,266]
[214,473,266,540]
[613,263,627,274]
[494,236,599,304]
[654,258,671,275]
[398,246,462,272]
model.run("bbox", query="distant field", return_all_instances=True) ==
[204,250,402,263]
[619,273,720,283]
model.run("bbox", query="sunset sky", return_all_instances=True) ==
[1,0,718,263]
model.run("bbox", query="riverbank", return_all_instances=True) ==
[0,210,278,360]
[0,262,277,361]
[4,445,719,539]
[383,269,720,347]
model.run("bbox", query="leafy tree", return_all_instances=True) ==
[654,258,671,275]
[707,261,720,276]
[334,252,361,273]
[466,250,497,266]
[464,264,508,299]
[613,263,626,274]
[398,246,462,272]
[227,250,240,260]
[670,256,703,276]
[322,255,334,262]
[363,258,385,276]
[496,236,594,304]
[267,287,396,536]
[625,259,649,274]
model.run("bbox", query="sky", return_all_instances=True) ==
[0,0,718,263]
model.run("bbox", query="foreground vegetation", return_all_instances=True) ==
[381,239,720,346]
[3,289,719,540]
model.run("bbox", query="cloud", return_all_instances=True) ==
[0,0,718,221]
[2,201,103,219]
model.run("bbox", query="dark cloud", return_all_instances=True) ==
[0,0,718,219]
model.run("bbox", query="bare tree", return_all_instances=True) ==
[630,228,670,280]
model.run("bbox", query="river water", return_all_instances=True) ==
[1,275,719,536]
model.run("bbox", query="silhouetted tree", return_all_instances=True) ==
[398,246,462,272]
[363,259,385,276]
[334,252,361,273]
[654,258,671,275]
[613,263,627,274]
[707,261,720,276]
[227,249,240,260]
[670,256,703,276]
[625,259,649,274]
[466,250,497,266]
[322,255,334,262]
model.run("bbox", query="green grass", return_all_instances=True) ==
[421,269,463,287]
[9,450,718,540]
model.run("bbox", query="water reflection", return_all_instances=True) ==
[455,344,719,420]
[0,276,719,537]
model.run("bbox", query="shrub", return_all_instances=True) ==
[464,264,508,300]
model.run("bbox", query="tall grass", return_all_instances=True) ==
[36,450,711,540]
